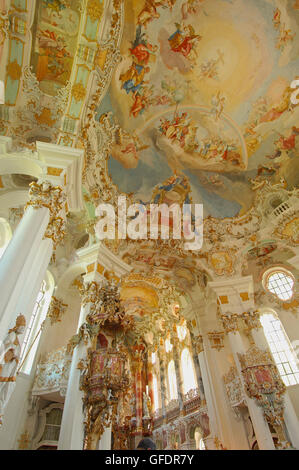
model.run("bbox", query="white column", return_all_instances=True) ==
[197,349,219,442]
[98,424,112,450]
[251,326,299,449]
[0,206,50,340]
[14,238,53,321]
[0,180,65,344]
[227,330,275,450]
[57,301,89,450]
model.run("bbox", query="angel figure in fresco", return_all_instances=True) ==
[137,0,162,28]
[273,8,281,29]
[274,127,299,154]
[198,50,224,80]
[260,86,292,123]
[276,24,295,50]
[129,26,158,67]
[119,63,150,95]
[42,0,69,15]
[211,91,226,121]
[181,0,205,20]
[168,23,201,60]
[130,86,153,118]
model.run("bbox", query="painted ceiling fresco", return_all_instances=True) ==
[30,0,82,96]
[96,0,299,219]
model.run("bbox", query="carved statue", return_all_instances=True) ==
[0,315,26,425]
[143,391,151,418]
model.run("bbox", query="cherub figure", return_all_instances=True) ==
[0,315,26,426]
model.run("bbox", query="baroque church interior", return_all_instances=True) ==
[0,0,299,451]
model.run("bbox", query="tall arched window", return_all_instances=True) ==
[167,360,178,400]
[195,428,206,450]
[19,271,54,375]
[152,374,159,411]
[260,312,299,386]
[177,324,187,341]
[181,348,197,394]
[0,217,12,259]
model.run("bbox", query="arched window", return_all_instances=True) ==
[177,324,187,341]
[181,348,197,394]
[167,360,178,400]
[263,267,294,301]
[19,271,54,375]
[165,338,173,353]
[260,312,299,386]
[194,428,206,450]
[0,217,12,259]
[152,374,159,411]
[151,352,156,364]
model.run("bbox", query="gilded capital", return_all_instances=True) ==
[27,180,66,219]
[221,314,239,334]
[243,310,262,331]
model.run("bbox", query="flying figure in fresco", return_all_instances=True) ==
[119,27,157,95]
[137,0,163,28]
[211,91,226,121]
[42,0,69,14]
[119,63,150,95]
[138,0,177,28]
[181,0,205,20]
[168,23,201,60]
[129,25,158,66]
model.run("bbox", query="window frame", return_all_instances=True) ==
[260,310,299,387]
[262,267,295,302]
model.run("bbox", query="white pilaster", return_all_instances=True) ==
[251,326,299,449]
[0,206,50,342]
[98,424,112,450]
[227,330,275,450]
[57,299,91,450]
[197,349,220,440]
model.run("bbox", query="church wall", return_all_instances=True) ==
[38,291,81,356]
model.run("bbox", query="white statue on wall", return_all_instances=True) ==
[0,314,26,426]
[143,391,152,419]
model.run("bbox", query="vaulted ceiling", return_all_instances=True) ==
[0,0,299,313]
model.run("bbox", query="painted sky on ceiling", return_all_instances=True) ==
[96,0,299,219]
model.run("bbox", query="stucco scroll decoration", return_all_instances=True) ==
[0,314,26,426]
[47,296,68,325]
[27,180,66,250]
[223,366,246,419]
[31,347,71,398]
[0,10,9,46]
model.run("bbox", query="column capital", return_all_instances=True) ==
[221,314,239,334]
[243,309,262,331]
[27,180,66,219]
[27,180,67,250]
